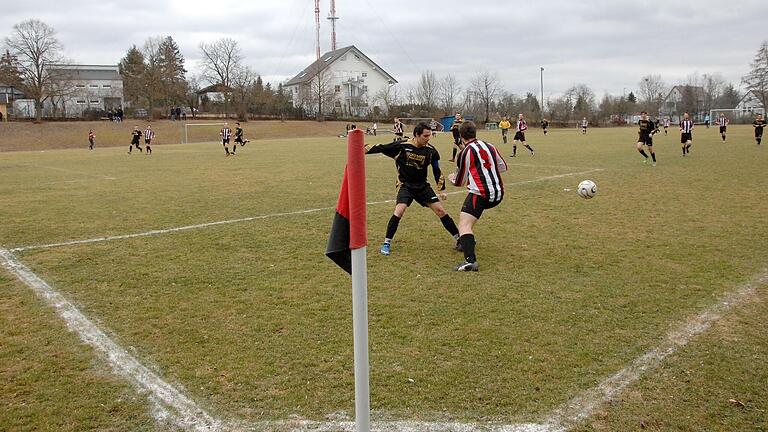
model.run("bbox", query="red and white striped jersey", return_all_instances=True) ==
[452,139,507,202]
[717,116,729,127]
[516,120,528,132]
[220,127,232,139]
[680,119,694,133]
[144,129,155,140]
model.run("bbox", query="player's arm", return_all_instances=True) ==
[450,147,469,187]
[364,141,400,157]
[430,154,446,191]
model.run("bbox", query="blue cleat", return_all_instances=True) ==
[379,243,391,256]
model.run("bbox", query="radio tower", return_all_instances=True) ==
[328,0,339,51]
[314,0,321,60]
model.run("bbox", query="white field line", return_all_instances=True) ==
[11,169,602,253]
[19,163,117,180]
[540,269,768,432]
[0,248,222,432]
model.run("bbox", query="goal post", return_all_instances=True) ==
[708,108,765,125]
[182,123,228,144]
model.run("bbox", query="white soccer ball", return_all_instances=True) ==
[577,180,597,199]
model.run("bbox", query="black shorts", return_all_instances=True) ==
[681,132,692,143]
[145,139,151,145]
[396,183,440,207]
[638,135,653,146]
[719,126,727,134]
[461,193,501,219]
[222,138,230,145]
[235,137,243,143]
[131,139,140,145]
[501,128,509,136]
[513,131,526,141]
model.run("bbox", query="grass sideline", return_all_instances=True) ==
[1,125,767,430]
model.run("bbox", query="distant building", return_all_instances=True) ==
[660,85,707,121]
[0,83,24,119]
[43,64,124,118]
[735,90,765,114]
[284,45,397,118]
[196,84,233,107]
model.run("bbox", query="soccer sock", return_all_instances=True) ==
[513,145,517,156]
[651,153,656,162]
[231,146,236,154]
[452,147,457,159]
[525,144,534,153]
[686,144,692,153]
[639,149,648,158]
[440,214,459,237]
[459,234,477,263]
[758,138,762,145]
[224,147,230,155]
[385,215,401,240]
[682,147,686,155]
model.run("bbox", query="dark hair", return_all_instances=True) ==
[413,121,431,136]
[459,121,477,140]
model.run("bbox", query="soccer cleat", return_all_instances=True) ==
[652,162,657,167]
[453,260,479,272]
[379,243,391,256]
[643,158,648,164]
[530,150,535,156]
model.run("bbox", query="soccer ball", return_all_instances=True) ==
[577,180,597,199]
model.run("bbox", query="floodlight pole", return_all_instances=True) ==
[540,67,545,117]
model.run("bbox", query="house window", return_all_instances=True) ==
[102,84,111,88]
[335,101,341,107]
[334,85,341,92]
[76,100,86,104]
[362,85,368,92]
[90,99,99,104]
[89,84,98,88]
[362,72,367,77]
[76,84,86,88]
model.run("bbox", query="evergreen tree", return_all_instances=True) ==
[118,45,146,107]
[157,36,187,106]
[742,41,768,111]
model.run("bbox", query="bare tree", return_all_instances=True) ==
[742,41,768,111]
[3,19,64,121]
[231,65,256,120]
[373,84,399,116]
[46,66,78,118]
[439,73,461,114]
[471,71,500,123]
[303,67,335,120]
[638,74,667,114]
[701,73,725,111]
[199,38,242,116]
[415,70,438,112]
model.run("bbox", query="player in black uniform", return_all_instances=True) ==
[128,126,142,153]
[636,111,658,166]
[449,113,463,161]
[754,113,766,145]
[232,122,249,154]
[365,122,461,256]
[541,118,549,135]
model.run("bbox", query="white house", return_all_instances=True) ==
[735,90,765,114]
[44,64,124,118]
[284,45,397,118]
[660,85,707,121]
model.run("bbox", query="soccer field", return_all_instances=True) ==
[1,125,767,431]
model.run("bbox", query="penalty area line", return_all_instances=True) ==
[10,168,602,253]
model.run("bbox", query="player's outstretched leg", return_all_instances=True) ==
[524,143,534,156]
[380,214,401,256]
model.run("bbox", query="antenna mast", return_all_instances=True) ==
[314,0,321,60]
[328,0,339,51]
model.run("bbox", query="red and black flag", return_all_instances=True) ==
[326,129,367,274]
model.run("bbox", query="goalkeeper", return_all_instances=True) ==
[365,122,461,256]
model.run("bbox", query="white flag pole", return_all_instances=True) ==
[351,247,370,432]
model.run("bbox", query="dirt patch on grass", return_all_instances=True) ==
[0,120,380,152]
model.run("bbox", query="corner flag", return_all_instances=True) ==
[324,129,371,432]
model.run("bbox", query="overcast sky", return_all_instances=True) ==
[2,0,766,100]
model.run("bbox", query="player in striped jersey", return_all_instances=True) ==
[393,117,404,141]
[512,113,534,157]
[449,121,507,271]
[365,122,460,256]
[128,126,142,154]
[220,123,233,156]
[144,125,155,155]
[754,113,766,145]
[581,117,588,134]
[663,117,670,135]
[636,111,658,166]
[716,113,729,143]
[680,112,694,156]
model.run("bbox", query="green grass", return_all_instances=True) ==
[1,125,767,430]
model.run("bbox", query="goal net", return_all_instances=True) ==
[708,108,765,125]
[399,118,443,132]
[182,123,228,144]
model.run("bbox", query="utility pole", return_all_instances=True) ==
[540,67,545,118]
[314,0,321,60]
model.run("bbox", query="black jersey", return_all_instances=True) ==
[235,127,243,138]
[754,119,766,131]
[638,119,656,137]
[131,130,142,144]
[365,139,445,190]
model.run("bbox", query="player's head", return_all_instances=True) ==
[641,111,648,120]
[518,113,524,120]
[719,112,724,117]
[236,122,240,126]
[758,113,764,119]
[684,112,689,119]
[459,121,477,141]
[455,113,461,119]
[413,122,432,145]
[146,125,151,129]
